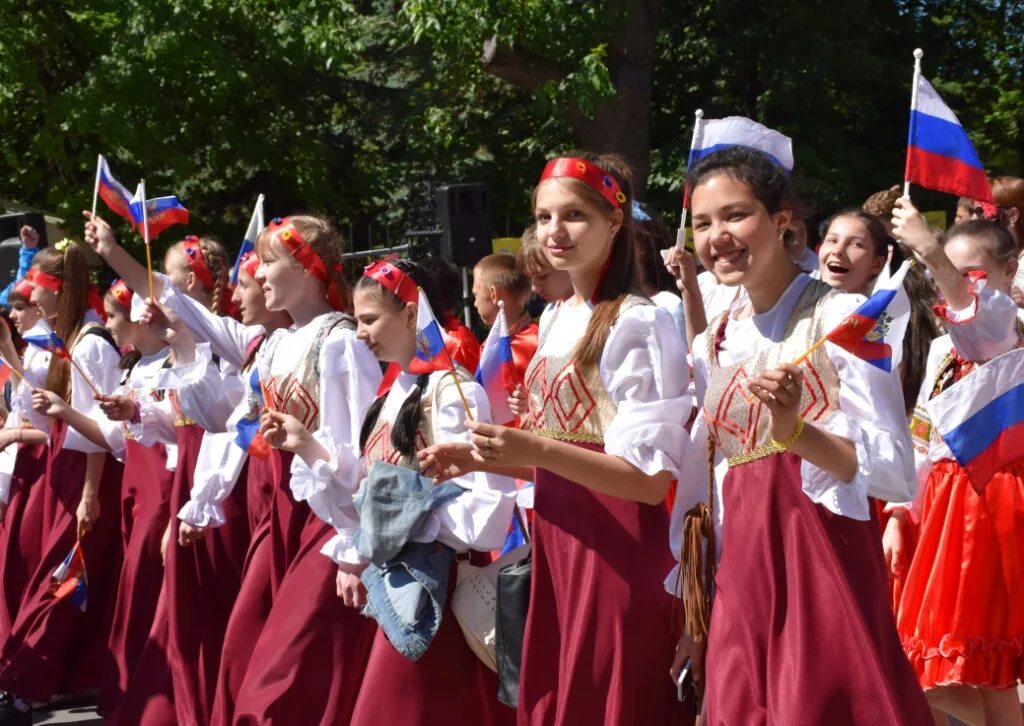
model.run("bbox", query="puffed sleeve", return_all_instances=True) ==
[281,330,380,563]
[936,278,1019,363]
[140,271,264,369]
[154,343,244,433]
[177,430,248,528]
[802,295,916,515]
[66,333,123,454]
[0,418,17,504]
[413,374,517,554]
[599,304,693,479]
[125,397,177,448]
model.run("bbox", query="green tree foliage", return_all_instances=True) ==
[0,0,1019,255]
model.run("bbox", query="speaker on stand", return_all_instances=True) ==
[435,184,492,326]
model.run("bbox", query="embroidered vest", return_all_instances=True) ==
[524,296,648,446]
[704,280,842,467]
[263,313,355,432]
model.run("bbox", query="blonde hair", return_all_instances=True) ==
[474,253,531,299]
[256,215,351,312]
[992,176,1024,244]
[516,225,551,277]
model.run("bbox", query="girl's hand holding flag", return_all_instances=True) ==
[892,196,974,313]
[258,410,330,464]
[96,394,136,422]
[31,387,70,418]
[82,211,118,257]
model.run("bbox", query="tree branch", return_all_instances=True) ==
[481,36,566,92]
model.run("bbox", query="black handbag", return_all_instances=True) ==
[494,548,532,708]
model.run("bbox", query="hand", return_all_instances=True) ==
[336,561,369,608]
[466,419,537,467]
[96,394,135,422]
[81,211,118,257]
[890,198,939,259]
[882,511,906,579]
[748,363,804,443]
[161,520,171,564]
[178,521,207,547]
[507,384,528,420]
[19,225,39,249]
[670,633,706,690]
[663,246,699,294]
[32,388,68,417]
[77,494,100,536]
[418,441,479,483]
[259,411,312,454]
[140,299,195,356]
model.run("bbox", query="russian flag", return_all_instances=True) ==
[475,303,518,425]
[0,360,10,391]
[51,542,87,612]
[235,367,271,460]
[129,188,190,241]
[96,155,136,224]
[231,194,265,285]
[824,261,911,372]
[927,347,1024,493]
[24,331,71,361]
[408,288,454,374]
[905,76,994,204]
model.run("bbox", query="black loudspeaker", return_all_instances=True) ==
[435,184,492,267]
[0,212,46,293]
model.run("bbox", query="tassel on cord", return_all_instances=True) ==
[675,432,718,640]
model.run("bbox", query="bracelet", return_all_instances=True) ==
[771,417,805,450]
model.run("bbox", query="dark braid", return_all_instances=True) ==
[359,373,431,459]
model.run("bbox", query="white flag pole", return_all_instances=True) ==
[902,48,924,199]
[91,155,102,217]
[255,192,265,230]
[676,108,704,250]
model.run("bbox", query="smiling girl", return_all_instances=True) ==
[817,209,890,294]
[421,153,692,725]
[667,148,930,724]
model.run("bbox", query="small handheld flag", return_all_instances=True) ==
[231,195,265,285]
[408,288,474,419]
[129,184,189,241]
[24,330,103,396]
[903,49,994,205]
[796,261,912,371]
[94,155,135,224]
[927,347,1024,493]
[235,367,272,460]
[51,542,88,612]
[475,301,518,425]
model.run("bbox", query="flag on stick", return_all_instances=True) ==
[94,155,135,223]
[51,542,88,612]
[231,195,265,285]
[475,301,518,425]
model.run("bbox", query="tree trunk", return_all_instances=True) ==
[482,0,661,196]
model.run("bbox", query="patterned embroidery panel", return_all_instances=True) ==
[704,280,842,463]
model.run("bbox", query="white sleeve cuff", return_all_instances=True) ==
[799,411,872,520]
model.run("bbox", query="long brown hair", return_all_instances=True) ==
[532,152,643,372]
[35,244,91,400]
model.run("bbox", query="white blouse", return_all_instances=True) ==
[98,350,178,462]
[697,270,746,324]
[65,312,124,454]
[651,291,688,354]
[0,323,52,503]
[667,275,915,593]
[534,298,693,480]
[313,369,518,566]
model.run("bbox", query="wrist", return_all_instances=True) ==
[771,417,805,450]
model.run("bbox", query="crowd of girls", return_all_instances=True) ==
[0,149,1018,726]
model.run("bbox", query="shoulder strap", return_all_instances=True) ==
[78,323,119,354]
[312,312,357,382]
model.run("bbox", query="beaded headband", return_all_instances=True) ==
[362,259,417,306]
[183,235,216,291]
[539,157,626,208]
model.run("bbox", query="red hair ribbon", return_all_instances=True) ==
[88,284,107,322]
[539,157,627,209]
[182,235,217,291]
[267,217,344,311]
[239,250,261,280]
[12,280,33,299]
[108,279,133,309]
[362,259,417,306]
[25,268,62,292]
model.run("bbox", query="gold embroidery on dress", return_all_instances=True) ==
[524,296,650,445]
[703,281,842,467]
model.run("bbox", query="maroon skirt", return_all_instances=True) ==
[107,591,177,726]
[0,420,124,702]
[0,442,48,640]
[233,512,377,725]
[165,424,250,726]
[703,452,931,725]
[517,443,687,726]
[99,439,174,716]
[209,449,300,726]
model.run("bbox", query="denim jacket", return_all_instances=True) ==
[356,461,464,660]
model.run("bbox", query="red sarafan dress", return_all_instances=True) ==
[518,297,693,726]
[0,318,125,703]
[671,275,931,725]
[0,331,51,642]
[347,369,515,726]
[898,285,1024,690]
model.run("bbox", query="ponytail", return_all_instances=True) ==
[35,244,91,401]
